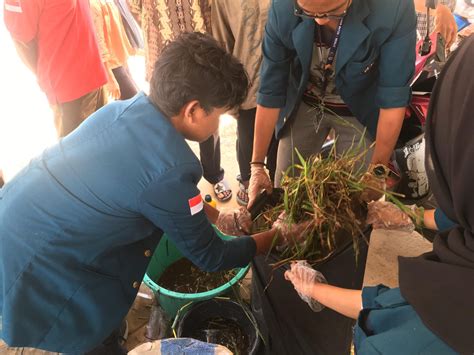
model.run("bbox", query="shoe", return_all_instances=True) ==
[213,178,232,202]
[236,181,249,207]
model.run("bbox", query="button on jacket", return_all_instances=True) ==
[0,92,255,352]
[257,0,416,138]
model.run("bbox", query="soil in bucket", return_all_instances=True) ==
[177,299,260,355]
[156,258,237,293]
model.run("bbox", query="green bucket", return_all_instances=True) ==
[143,227,250,318]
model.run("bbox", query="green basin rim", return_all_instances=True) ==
[143,263,250,299]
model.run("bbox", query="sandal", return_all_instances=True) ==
[236,181,249,206]
[214,179,232,202]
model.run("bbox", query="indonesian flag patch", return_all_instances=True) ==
[5,0,23,13]
[188,194,203,215]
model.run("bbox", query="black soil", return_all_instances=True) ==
[191,317,249,355]
[157,258,236,293]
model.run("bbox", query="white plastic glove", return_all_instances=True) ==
[284,260,327,312]
[215,207,252,236]
[359,165,388,203]
[247,165,273,209]
[272,211,313,247]
[366,201,416,232]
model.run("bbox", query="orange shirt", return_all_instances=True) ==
[89,0,134,69]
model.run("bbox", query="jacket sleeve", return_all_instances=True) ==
[375,0,416,109]
[434,208,456,231]
[256,0,293,108]
[139,164,256,272]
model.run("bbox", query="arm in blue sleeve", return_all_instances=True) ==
[256,1,293,108]
[361,285,391,309]
[376,0,417,109]
[139,164,256,272]
[434,208,456,232]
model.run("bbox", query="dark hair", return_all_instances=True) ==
[149,32,249,117]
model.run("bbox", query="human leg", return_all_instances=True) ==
[54,87,106,138]
[199,132,231,201]
[236,108,257,183]
[266,136,279,182]
[274,102,331,186]
[329,115,374,171]
[236,108,257,205]
[236,108,279,205]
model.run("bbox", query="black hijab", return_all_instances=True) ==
[399,36,474,354]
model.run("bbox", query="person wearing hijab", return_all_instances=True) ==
[285,35,474,354]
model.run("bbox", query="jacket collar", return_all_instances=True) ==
[336,0,370,72]
[292,18,314,85]
[291,0,370,75]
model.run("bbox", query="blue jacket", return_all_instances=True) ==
[0,93,255,353]
[257,0,416,138]
[355,286,456,354]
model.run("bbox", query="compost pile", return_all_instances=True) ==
[257,149,373,267]
[191,317,249,355]
[157,258,236,293]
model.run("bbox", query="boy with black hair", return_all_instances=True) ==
[0,33,291,353]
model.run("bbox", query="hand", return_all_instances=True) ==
[215,207,252,236]
[359,164,388,203]
[434,4,457,48]
[272,211,313,247]
[247,165,272,209]
[366,201,416,232]
[284,260,327,312]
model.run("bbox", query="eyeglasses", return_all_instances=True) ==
[293,0,350,20]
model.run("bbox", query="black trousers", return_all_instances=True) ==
[200,134,224,185]
[237,108,278,182]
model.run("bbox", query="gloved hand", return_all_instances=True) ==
[215,207,252,236]
[272,211,313,247]
[366,201,417,232]
[434,4,457,48]
[359,164,388,203]
[247,165,273,209]
[284,260,327,312]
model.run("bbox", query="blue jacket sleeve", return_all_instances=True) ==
[361,285,391,309]
[256,0,293,108]
[376,0,416,109]
[139,164,256,272]
[434,208,456,232]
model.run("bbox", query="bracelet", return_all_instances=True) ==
[250,161,266,167]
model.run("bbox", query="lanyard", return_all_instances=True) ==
[318,17,344,98]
